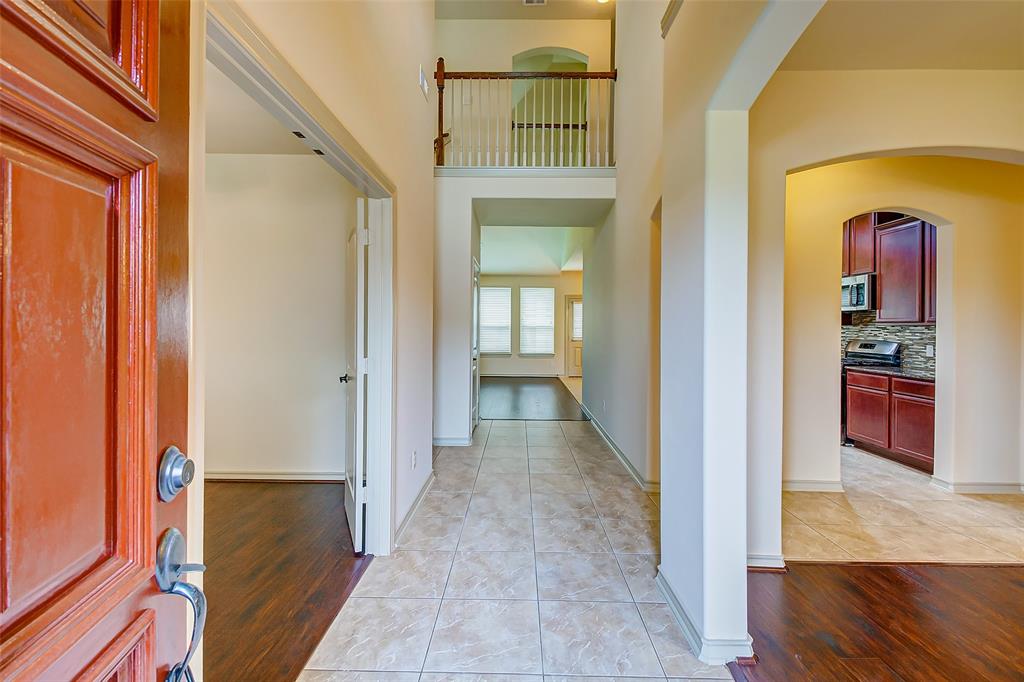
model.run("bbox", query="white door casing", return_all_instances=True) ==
[344,199,369,554]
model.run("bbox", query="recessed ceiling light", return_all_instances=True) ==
[597,0,610,4]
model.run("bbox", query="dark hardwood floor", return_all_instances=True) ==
[204,481,370,682]
[480,376,587,420]
[730,562,1024,681]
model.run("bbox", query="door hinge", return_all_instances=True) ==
[359,229,371,247]
[358,357,370,375]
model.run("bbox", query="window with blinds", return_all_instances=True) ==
[571,300,583,341]
[479,287,512,353]
[520,287,555,355]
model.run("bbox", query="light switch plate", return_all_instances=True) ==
[418,65,429,100]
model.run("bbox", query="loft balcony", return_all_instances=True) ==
[433,58,617,170]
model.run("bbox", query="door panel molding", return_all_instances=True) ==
[0,63,157,677]
[1,0,159,119]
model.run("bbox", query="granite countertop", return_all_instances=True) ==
[843,365,935,382]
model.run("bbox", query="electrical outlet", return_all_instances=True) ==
[411,450,418,469]
[925,344,935,358]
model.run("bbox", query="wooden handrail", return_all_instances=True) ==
[440,70,617,80]
[435,57,446,165]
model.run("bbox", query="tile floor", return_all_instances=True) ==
[298,419,728,681]
[783,447,1024,563]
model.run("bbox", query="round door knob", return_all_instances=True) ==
[158,446,195,502]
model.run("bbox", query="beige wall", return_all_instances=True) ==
[227,0,436,526]
[435,19,612,71]
[204,154,359,478]
[748,67,1024,560]
[785,157,1024,491]
[479,272,582,377]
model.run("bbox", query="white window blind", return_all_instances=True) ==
[520,287,555,355]
[479,287,512,353]
[571,300,583,341]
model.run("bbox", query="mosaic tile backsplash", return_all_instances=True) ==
[842,311,936,379]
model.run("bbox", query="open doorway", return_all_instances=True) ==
[197,9,396,679]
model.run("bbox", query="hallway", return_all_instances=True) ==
[479,376,588,421]
[297,420,722,679]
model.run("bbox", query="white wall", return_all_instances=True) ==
[227,0,436,527]
[435,19,612,71]
[479,272,583,377]
[204,154,358,478]
[434,173,615,445]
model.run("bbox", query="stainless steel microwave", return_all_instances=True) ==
[841,274,874,312]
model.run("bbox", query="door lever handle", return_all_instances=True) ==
[339,374,352,383]
[156,528,207,682]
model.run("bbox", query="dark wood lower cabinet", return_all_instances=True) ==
[846,385,890,448]
[845,371,934,473]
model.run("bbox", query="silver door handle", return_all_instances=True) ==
[156,528,207,682]
[339,374,352,383]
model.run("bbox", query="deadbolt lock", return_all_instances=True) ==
[158,446,195,502]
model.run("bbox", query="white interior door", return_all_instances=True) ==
[471,260,481,430]
[566,296,583,377]
[344,200,368,554]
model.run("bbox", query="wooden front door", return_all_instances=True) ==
[1,1,191,679]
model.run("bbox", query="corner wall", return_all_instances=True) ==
[204,154,359,479]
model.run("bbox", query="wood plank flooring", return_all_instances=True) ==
[204,481,370,682]
[730,562,1024,681]
[480,376,587,420]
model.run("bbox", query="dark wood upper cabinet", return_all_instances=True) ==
[924,222,937,323]
[842,219,851,277]
[849,213,875,274]
[876,219,924,323]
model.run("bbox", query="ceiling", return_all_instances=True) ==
[436,0,615,21]
[780,1,1024,71]
[480,226,587,275]
[476,197,611,275]
[205,60,312,155]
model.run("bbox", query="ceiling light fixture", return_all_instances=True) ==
[596,0,610,4]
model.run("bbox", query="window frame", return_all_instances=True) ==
[519,286,556,356]
[478,286,512,355]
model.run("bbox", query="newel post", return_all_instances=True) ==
[434,57,445,166]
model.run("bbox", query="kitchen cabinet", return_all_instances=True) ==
[842,220,851,277]
[845,370,934,473]
[924,222,937,323]
[875,219,924,323]
[849,213,875,275]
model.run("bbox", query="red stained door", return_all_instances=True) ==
[1,1,190,679]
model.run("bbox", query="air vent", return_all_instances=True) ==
[292,131,306,138]
[312,149,325,155]
[523,0,546,5]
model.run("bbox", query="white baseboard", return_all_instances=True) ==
[930,477,1024,494]
[782,479,845,492]
[395,471,436,545]
[656,571,754,665]
[204,470,345,481]
[580,404,660,493]
[433,437,472,447]
[747,553,786,569]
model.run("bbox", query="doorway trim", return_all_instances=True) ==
[195,1,396,558]
[564,295,583,377]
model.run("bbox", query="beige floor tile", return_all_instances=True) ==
[913,498,1024,528]
[488,432,528,446]
[782,524,854,561]
[536,552,632,601]
[601,518,660,554]
[528,432,569,447]
[592,489,660,520]
[827,493,943,527]
[444,551,538,599]
[423,599,542,674]
[468,490,533,518]
[475,473,531,495]
[528,445,575,460]
[305,597,439,671]
[433,461,479,493]
[423,675,541,682]
[459,515,534,551]
[437,446,485,461]
[530,473,589,495]
[638,603,731,679]
[418,492,472,518]
[544,677,663,682]
[539,601,663,676]
[783,492,866,525]
[945,525,1024,561]
[397,516,464,551]
[483,445,529,459]
[351,551,454,598]
[615,554,665,603]
[534,518,612,553]
[298,672,419,681]
[479,458,530,475]
[529,458,581,475]
[531,493,598,518]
